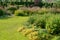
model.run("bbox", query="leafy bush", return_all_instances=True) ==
[14,9,30,16]
[14,7,58,16]
[51,36,60,40]
[38,29,53,40]
[14,8,38,16]
[7,6,17,11]
[37,8,50,14]
[26,14,52,28]
[23,9,30,16]
[7,6,17,14]
[0,8,6,16]
[28,8,38,15]
[52,0,60,8]
[26,13,60,35]
[18,5,24,7]
[20,7,39,16]
[27,31,40,40]
[46,15,60,35]
[50,8,60,13]
[14,10,25,16]
[18,26,40,40]
[18,26,53,40]
[18,13,60,40]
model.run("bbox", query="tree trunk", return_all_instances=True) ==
[26,0,28,7]
[31,0,32,2]
[34,0,40,6]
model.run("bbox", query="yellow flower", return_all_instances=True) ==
[23,28,36,36]
[17,27,25,32]
[31,31,38,36]
[32,36,39,40]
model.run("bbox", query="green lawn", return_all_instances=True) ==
[0,16,29,40]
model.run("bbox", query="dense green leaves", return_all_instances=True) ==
[46,15,60,35]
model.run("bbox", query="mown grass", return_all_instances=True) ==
[0,16,29,40]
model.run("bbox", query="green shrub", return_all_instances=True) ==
[14,10,24,16]
[38,29,53,40]
[24,13,60,40]
[50,8,60,13]
[5,10,13,16]
[28,9,38,15]
[23,9,30,16]
[7,6,17,14]
[46,15,60,35]
[26,13,60,35]
[7,6,17,10]
[17,5,24,9]
[26,14,52,28]
[37,8,49,14]
[34,15,46,28]
[0,8,6,16]
[14,9,37,16]
[14,9,29,16]
[21,8,38,16]
[51,36,60,40]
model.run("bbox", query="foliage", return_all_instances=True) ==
[18,26,53,40]
[26,13,60,35]
[7,5,17,14]
[14,10,25,16]
[37,8,50,14]
[51,36,60,40]
[14,8,36,16]
[24,13,60,40]
[38,29,53,40]
[14,7,59,16]
[18,26,40,40]
[53,0,60,8]
[26,14,52,28]
[0,8,6,16]
[14,9,30,16]
[46,15,60,35]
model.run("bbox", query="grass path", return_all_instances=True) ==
[0,16,29,40]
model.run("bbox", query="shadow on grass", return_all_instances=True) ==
[17,15,30,17]
[0,16,12,20]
